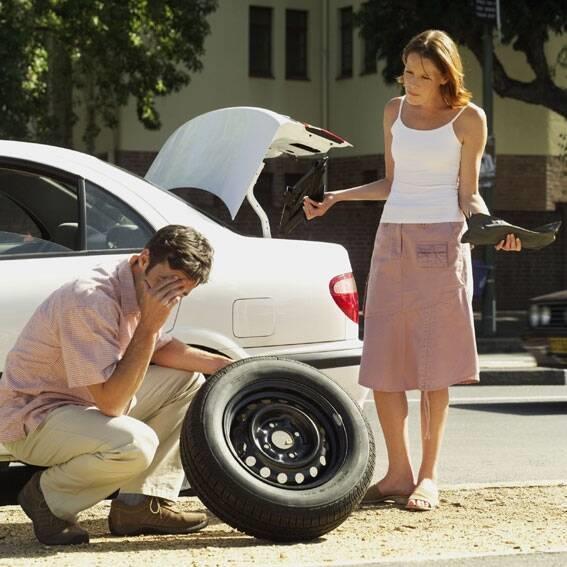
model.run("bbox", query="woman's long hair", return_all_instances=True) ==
[398,30,472,108]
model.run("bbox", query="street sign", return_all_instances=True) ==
[479,152,496,190]
[474,0,497,22]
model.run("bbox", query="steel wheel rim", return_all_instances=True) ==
[224,383,349,490]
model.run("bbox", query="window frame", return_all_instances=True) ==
[360,2,377,75]
[84,178,155,252]
[0,157,155,261]
[285,9,309,81]
[249,5,274,79]
[0,191,46,241]
[338,6,354,79]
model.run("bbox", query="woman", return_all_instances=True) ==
[304,30,521,511]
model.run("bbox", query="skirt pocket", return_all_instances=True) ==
[416,242,449,268]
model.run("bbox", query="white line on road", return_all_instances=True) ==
[365,395,567,405]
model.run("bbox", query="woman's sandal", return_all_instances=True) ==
[461,213,561,250]
[405,479,439,512]
[360,482,411,507]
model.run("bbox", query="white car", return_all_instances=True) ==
[0,107,367,464]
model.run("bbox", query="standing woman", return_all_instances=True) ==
[304,30,521,511]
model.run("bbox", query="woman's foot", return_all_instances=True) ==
[361,477,415,506]
[406,478,439,511]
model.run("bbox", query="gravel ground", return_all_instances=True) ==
[0,484,566,566]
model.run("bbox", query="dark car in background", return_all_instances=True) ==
[524,290,567,367]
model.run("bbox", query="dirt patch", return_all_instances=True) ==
[0,485,566,566]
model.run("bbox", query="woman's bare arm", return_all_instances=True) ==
[456,106,490,218]
[303,98,399,218]
[456,106,521,251]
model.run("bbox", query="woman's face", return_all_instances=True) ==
[403,52,447,104]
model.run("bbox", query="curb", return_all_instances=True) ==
[477,337,526,354]
[479,368,567,386]
[438,479,567,491]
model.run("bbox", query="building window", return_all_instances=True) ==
[360,2,377,74]
[339,6,353,78]
[249,6,273,78]
[286,9,309,80]
[362,38,377,74]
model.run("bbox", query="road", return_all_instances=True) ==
[363,384,567,486]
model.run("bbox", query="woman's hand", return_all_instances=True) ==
[303,194,336,220]
[495,233,522,252]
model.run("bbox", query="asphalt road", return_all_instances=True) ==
[363,384,567,486]
[2,384,566,505]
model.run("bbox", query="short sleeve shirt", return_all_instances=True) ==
[0,258,172,443]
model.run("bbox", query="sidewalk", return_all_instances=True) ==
[478,351,567,386]
[0,484,565,566]
[474,311,567,386]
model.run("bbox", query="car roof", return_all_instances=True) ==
[0,140,115,178]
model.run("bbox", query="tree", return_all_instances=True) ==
[356,0,567,119]
[0,0,218,150]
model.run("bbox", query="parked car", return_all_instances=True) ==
[524,289,567,367]
[0,107,374,540]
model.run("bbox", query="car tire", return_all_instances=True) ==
[179,356,375,542]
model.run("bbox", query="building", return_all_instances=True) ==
[82,1,567,311]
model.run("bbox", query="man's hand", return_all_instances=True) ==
[135,272,186,333]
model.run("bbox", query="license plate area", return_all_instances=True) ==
[548,337,567,354]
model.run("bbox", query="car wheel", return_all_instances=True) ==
[179,357,375,542]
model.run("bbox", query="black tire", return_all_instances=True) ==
[180,357,375,542]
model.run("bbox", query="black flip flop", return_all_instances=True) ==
[461,213,561,250]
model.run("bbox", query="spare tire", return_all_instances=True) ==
[179,357,375,542]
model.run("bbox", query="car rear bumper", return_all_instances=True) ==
[245,340,369,406]
[523,336,567,367]
[285,347,361,369]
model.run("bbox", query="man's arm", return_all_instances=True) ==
[151,337,233,375]
[87,275,186,417]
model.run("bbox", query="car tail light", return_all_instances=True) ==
[329,273,359,323]
[304,124,346,144]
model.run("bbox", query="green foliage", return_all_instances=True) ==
[356,0,567,117]
[0,0,218,147]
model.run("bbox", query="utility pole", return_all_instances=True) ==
[475,0,500,336]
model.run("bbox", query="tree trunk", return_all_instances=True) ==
[46,33,74,148]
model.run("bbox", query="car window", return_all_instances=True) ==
[0,168,80,256]
[85,181,153,250]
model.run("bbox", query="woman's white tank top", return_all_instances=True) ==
[381,96,467,223]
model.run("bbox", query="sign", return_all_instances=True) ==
[479,153,496,190]
[474,0,497,22]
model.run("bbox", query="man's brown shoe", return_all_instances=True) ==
[108,496,208,536]
[18,471,89,546]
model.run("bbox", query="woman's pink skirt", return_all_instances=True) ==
[359,222,479,392]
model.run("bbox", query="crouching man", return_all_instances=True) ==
[0,224,232,545]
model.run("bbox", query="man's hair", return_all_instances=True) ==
[145,225,214,285]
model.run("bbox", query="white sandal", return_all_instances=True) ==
[405,479,439,511]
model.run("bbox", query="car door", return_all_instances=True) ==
[0,161,154,370]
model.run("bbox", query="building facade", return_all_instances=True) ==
[82,1,567,310]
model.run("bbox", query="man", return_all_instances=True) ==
[0,224,232,545]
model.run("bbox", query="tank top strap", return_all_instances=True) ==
[449,104,468,124]
[397,96,406,120]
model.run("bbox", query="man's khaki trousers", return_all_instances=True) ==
[5,366,203,521]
